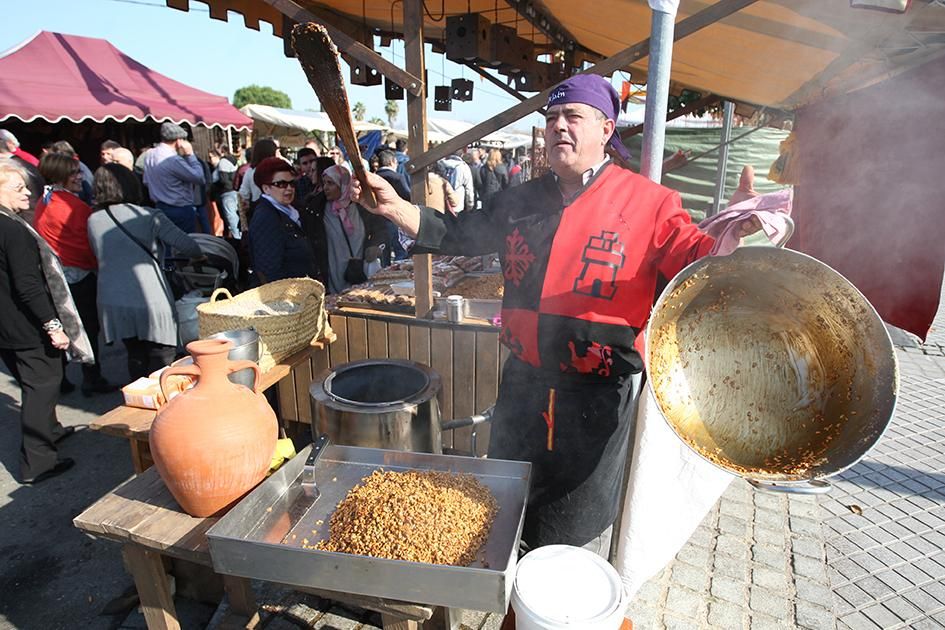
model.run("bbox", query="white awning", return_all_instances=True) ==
[239,104,388,145]
[390,117,532,149]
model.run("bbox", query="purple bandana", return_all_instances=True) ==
[547,74,631,161]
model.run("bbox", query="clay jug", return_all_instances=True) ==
[150,338,277,517]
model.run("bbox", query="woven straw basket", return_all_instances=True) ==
[196,278,331,372]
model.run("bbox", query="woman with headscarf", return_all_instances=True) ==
[0,158,93,484]
[300,164,389,294]
[248,157,318,284]
[310,156,336,198]
[35,152,117,396]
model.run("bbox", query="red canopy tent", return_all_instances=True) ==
[0,30,251,129]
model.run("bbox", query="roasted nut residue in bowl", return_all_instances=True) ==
[311,469,498,566]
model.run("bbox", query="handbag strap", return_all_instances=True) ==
[104,206,162,266]
[103,205,181,340]
[336,211,356,257]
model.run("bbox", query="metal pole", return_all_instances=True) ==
[639,8,676,183]
[710,100,735,216]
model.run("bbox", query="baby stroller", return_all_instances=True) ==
[171,235,240,345]
[173,234,240,296]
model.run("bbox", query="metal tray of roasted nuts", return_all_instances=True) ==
[207,444,531,613]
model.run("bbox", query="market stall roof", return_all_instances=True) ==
[240,103,387,138]
[0,31,252,130]
[389,117,532,148]
[165,0,945,111]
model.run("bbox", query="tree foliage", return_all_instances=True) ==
[384,100,399,127]
[667,89,721,118]
[232,85,292,110]
[368,117,386,127]
[352,102,367,121]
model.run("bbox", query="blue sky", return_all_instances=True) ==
[1,0,550,129]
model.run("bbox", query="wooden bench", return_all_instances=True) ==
[74,467,257,630]
[90,339,333,473]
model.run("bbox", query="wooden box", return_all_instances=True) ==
[445,13,493,62]
[491,24,534,73]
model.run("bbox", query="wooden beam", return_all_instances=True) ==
[505,0,580,52]
[407,0,761,173]
[619,93,720,139]
[784,0,938,107]
[460,62,546,114]
[685,0,844,53]
[404,0,433,318]
[261,0,422,96]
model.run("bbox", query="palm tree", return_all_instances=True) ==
[384,100,399,128]
[352,102,367,121]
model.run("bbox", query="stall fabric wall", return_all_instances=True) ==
[277,314,505,456]
[792,56,945,340]
[624,127,790,220]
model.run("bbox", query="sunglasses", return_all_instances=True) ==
[267,180,295,189]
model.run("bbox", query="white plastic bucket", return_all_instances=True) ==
[511,545,625,630]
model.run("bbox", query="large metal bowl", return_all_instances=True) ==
[646,247,898,488]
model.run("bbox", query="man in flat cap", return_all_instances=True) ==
[143,122,209,234]
[352,74,760,555]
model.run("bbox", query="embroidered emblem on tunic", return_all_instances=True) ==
[573,230,625,300]
[499,326,525,357]
[560,340,614,376]
[504,228,536,287]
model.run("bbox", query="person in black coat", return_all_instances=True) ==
[0,159,75,484]
[375,149,411,201]
[374,150,410,261]
[248,158,318,285]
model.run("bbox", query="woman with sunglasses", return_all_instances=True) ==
[248,157,318,285]
[35,152,117,396]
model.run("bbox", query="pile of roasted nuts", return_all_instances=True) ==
[315,469,498,566]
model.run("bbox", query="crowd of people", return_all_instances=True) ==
[0,121,529,486]
[0,125,206,485]
[221,134,526,291]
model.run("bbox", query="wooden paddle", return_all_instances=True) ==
[291,23,377,208]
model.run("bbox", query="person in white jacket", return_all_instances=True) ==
[437,151,475,213]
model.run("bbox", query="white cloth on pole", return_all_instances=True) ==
[615,386,733,600]
[648,0,680,16]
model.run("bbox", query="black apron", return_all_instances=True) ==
[488,356,642,548]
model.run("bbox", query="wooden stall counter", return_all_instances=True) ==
[92,337,334,473]
[324,309,504,458]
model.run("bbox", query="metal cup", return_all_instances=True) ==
[208,329,261,388]
[446,295,465,324]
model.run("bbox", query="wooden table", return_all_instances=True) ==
[73,467,258,630]
[75,467,456,630]
[91,339,333,473]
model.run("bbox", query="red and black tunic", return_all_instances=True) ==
[415,162,715,546]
